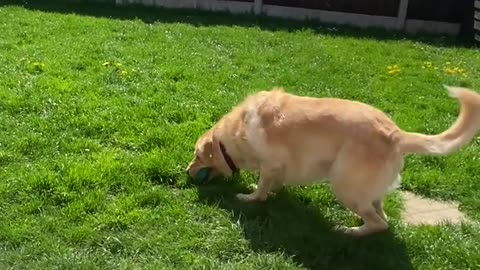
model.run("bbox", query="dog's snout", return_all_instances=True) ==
[186,164,195,177]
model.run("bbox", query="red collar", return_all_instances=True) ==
[219,142,238,173]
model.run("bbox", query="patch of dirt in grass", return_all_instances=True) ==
[400,191,468,225]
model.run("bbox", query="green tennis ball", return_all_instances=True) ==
[194,168,210,183]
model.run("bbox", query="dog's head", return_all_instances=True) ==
[187,128,234,183]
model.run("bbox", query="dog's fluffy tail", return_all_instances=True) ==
[397,86,480,156]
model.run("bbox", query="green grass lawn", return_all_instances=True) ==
[1,1,480,269]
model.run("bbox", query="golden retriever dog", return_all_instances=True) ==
[187,86,480,236]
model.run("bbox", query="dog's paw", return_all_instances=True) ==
[236,193,267,202]
[267,191,277,198]
[247,184,276,197]
[333,224,384,237]
[333,225,364,237]
[236,193,256,202]
[333,224,349,233]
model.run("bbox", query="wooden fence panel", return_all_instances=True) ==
[114,0,467,37]
[263,0,400,17]
[475,0,480,42]
[407,0,464,23]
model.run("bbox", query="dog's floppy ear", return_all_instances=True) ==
[211,127,234,177]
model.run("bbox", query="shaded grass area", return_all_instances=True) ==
[0,1,479,269]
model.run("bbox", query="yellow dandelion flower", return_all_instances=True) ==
[423,61,433,68]
[386,64,400,75]
[422,61,436,69]
[26,61,46,74]
[31,62,45,72]
[445,67,456,75]
[32,62,45,68]
[388,69,400,75]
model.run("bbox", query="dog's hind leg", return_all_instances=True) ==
[329,143,400,236]
[332,186,389,237]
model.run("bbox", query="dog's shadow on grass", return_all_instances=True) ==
[196,178,413,270]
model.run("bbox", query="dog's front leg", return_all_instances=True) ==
[236,164,283,202]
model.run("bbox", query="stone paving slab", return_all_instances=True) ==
[400,191,467,225]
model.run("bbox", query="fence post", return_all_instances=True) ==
[254,0,263,15]
[475,0,480,43]
[396,0,409,30]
